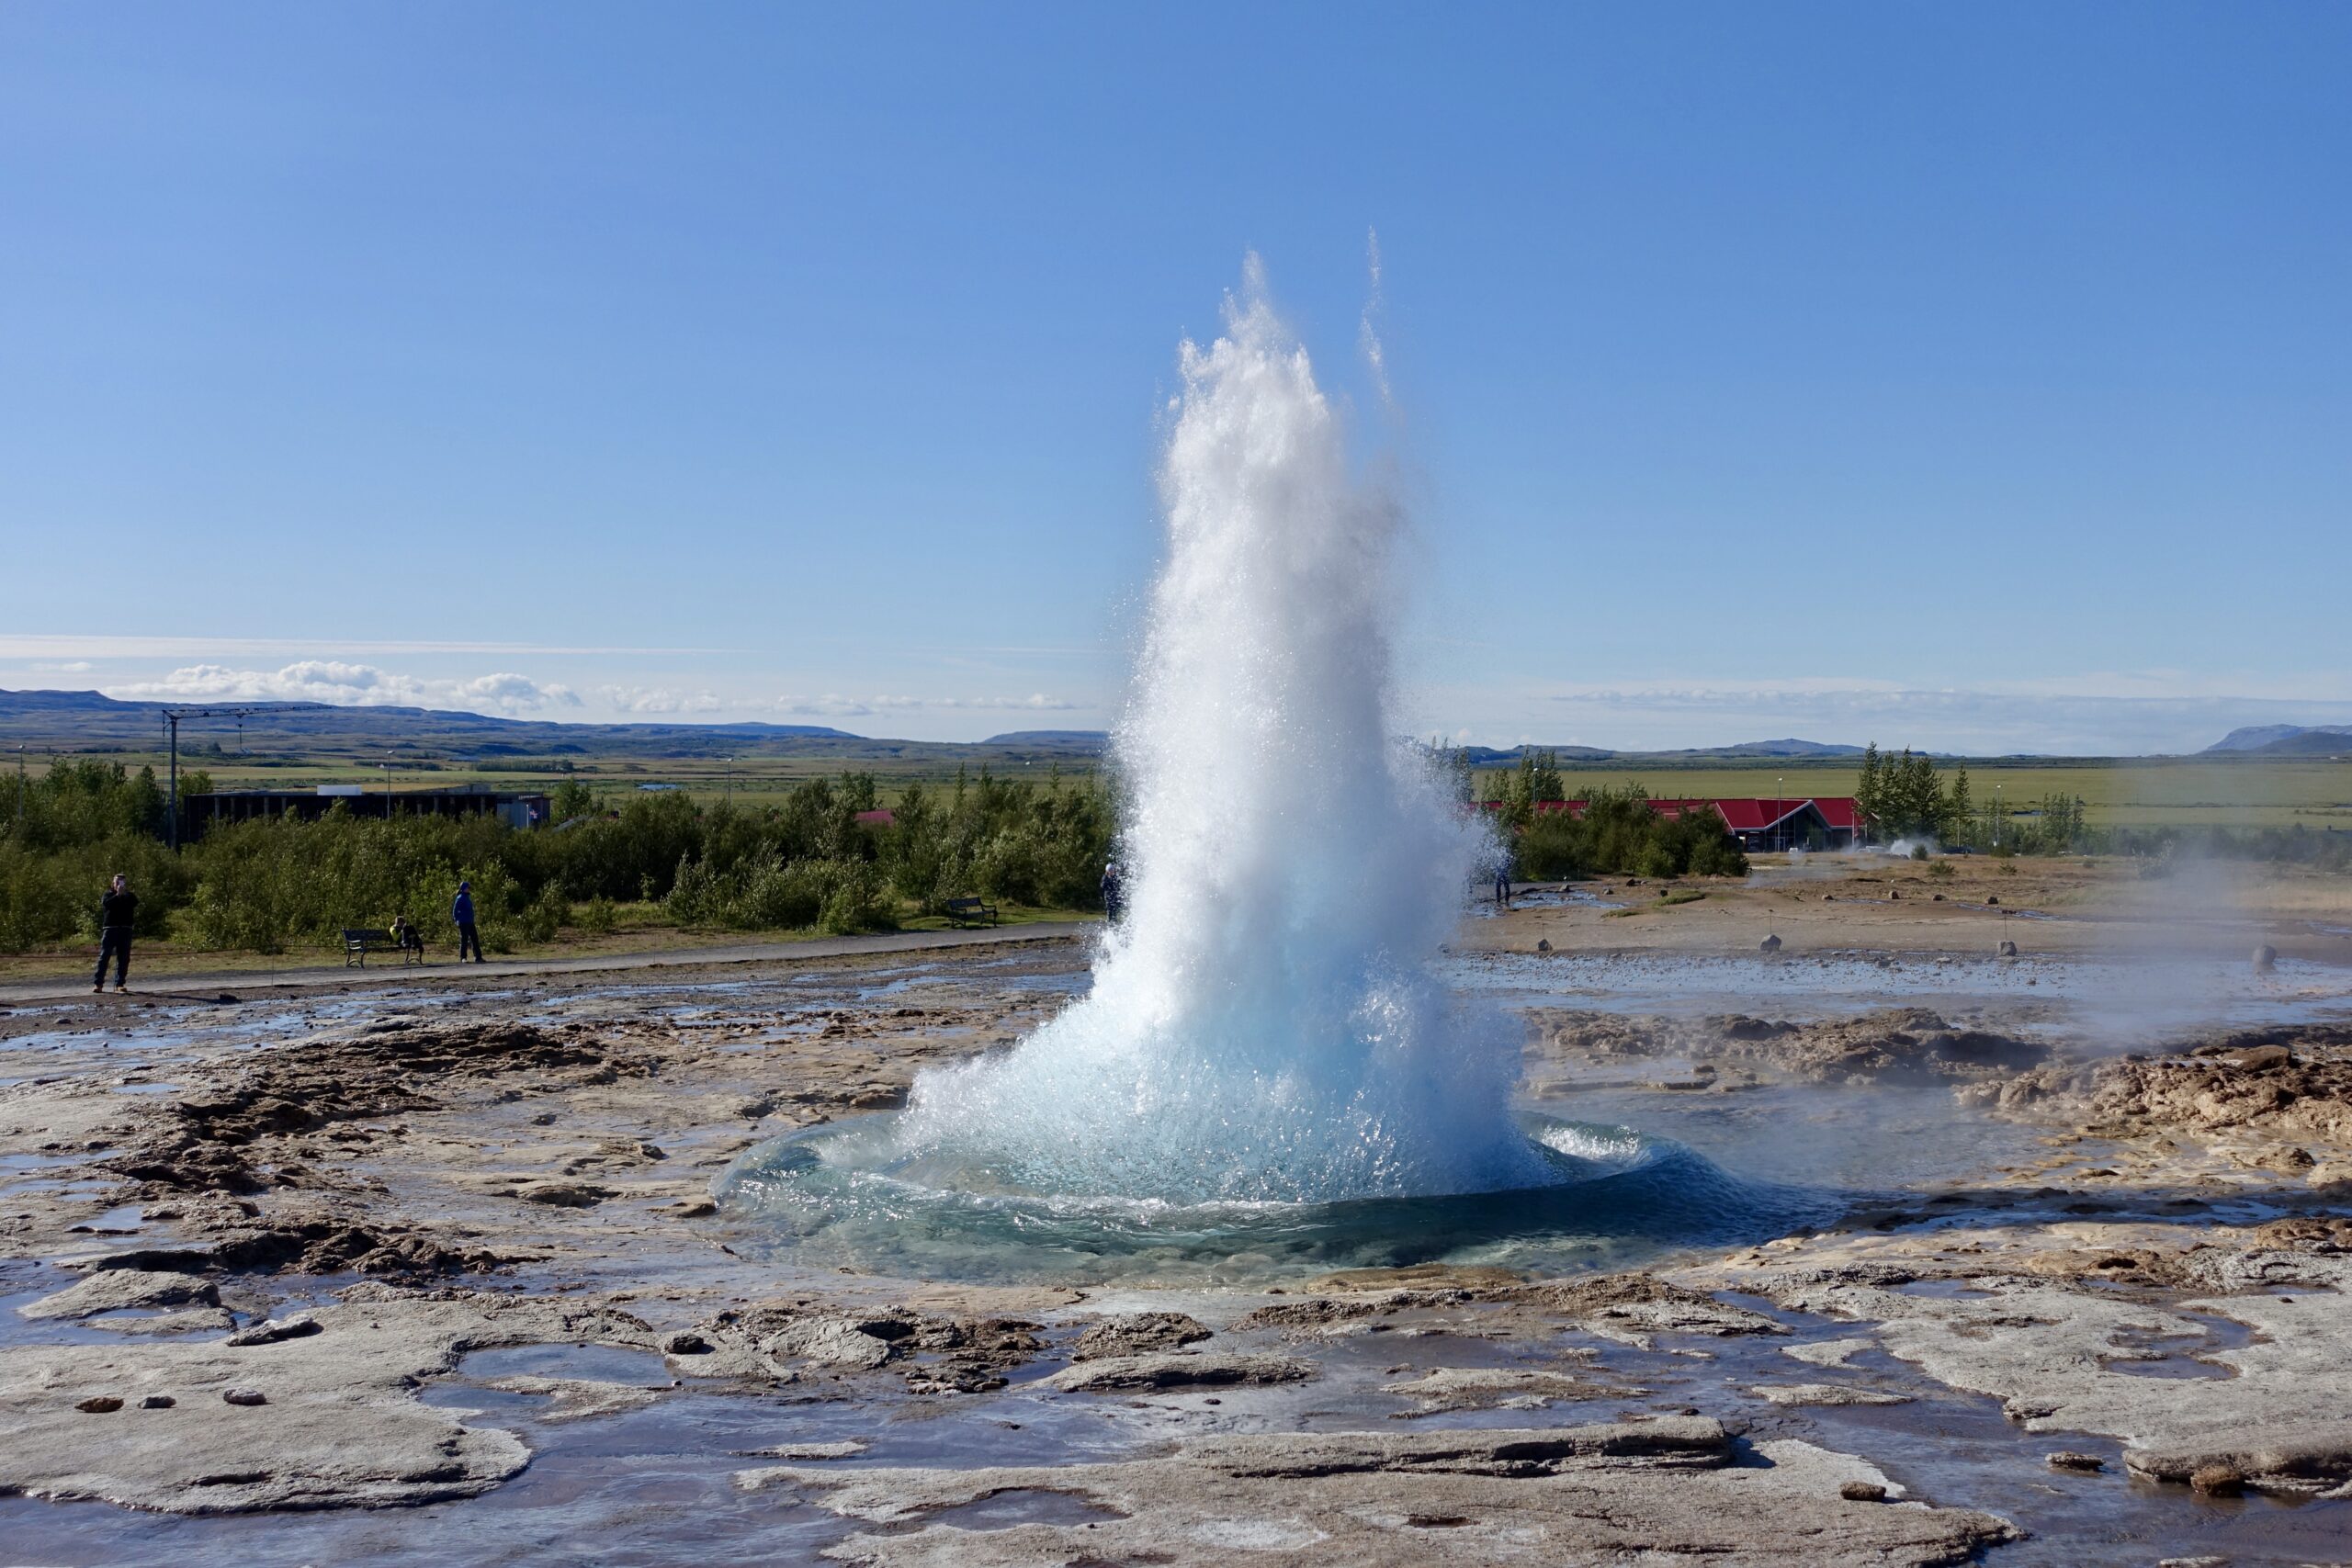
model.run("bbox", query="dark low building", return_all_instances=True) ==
[177,784,552,840]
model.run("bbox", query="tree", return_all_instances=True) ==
[1943,765,1972,842]
[550,778,596,822]
[1854,744,1883,840]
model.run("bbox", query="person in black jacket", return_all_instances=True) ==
[93,874,136,994]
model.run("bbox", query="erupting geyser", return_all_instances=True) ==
[887,271,1550,1204]
[722,268,1786,1278]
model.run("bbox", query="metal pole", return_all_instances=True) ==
[166,713,180,852]
[725,757,733,804]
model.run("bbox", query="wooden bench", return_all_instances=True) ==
[943,897,998,929]
[343,929,424,967]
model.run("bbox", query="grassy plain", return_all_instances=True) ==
[1521,758,2352,831]
[19,750,2351,829]
[13,751,1095,808]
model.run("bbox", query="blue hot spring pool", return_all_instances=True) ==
[714,1109,1842,1287]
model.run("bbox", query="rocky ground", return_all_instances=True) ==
[3,874,2351,1565]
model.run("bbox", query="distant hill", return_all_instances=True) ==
[1455,745,1613,766]
[1695,739,1865,758]
[1457,739,1860,766]
[2205,724,2352,757]
[0,687,866,761]
[0,687,1144,777]
[982,730,1110,747]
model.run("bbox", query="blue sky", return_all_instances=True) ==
[3,3,2346,753]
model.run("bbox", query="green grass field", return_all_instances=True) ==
[1498,758,2352,831]
[21,750,2352,830]
[19,751,1093,809]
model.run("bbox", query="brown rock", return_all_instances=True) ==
[76,1396,124,1414]
[1071,1312,1211,1361]
[2188,1463,2243,1495]
[225,1313,322,1348]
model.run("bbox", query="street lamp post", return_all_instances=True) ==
[724,757,734,805]
[159,705,260,851]
[1993,783,2002,849]
[1777,775,1784,853]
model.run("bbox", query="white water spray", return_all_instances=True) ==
[887,269,1552,1204]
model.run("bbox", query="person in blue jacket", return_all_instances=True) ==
[453,880,484,964]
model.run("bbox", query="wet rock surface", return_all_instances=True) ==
[2,922,2349,1562]
[1042,1350,1317,1392]
[1069,1309,1211,1359]
[1530,1006,2052,1088]
[0,1291,650,1512]
[741,1418,2014,1567]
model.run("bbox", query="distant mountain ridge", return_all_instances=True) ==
[2205,724,2352,756]
[0,687,861,759]
[0,689,2075,767]
[1458,738,1864,765]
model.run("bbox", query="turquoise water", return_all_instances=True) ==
[716,1108,1837,1286]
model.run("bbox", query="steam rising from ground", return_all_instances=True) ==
[884,272,1550,1203]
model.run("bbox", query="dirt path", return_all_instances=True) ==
[0,920,1095,1006]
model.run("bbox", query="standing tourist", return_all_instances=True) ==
[453,880,484,964]
[92,874,136,994]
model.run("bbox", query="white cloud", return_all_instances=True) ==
[104,662,580,717]
[28,660,96,673]
[596,685,724,715]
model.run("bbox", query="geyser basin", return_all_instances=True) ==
[715,1112,1832,1287]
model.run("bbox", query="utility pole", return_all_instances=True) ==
[1777,775,1784,853]
[13,745,23,838]
[161,705,260,851]
[724,756,734,805]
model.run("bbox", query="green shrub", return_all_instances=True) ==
[520,886,571,942]
[0,763,1107,953]
[0,844,83,952]
[1505,785,1749,881]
